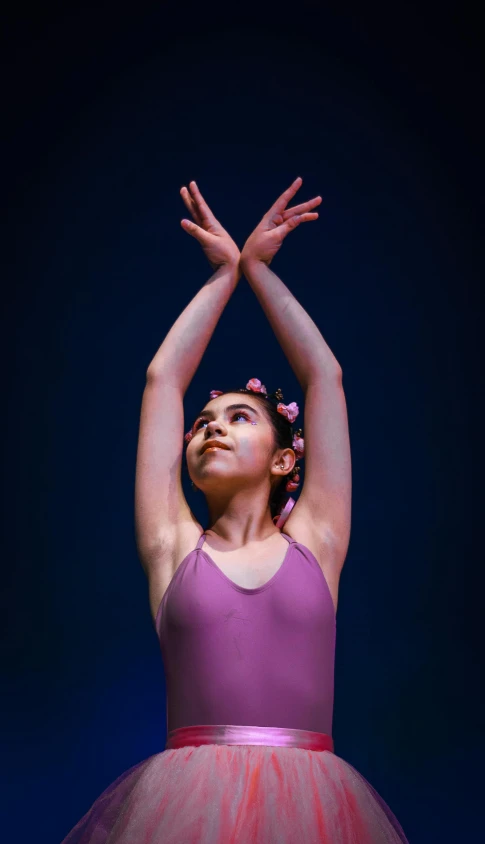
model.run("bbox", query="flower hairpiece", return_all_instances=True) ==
[277,401,299,424]
[292,430,305,458]
[246,378,267,395]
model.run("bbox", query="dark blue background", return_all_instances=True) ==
[2,3,483,842]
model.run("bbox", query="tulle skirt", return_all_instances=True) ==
[60,724,409,843]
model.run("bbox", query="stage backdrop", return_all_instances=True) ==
[2,4,483,843]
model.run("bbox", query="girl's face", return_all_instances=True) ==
[186,393,279,493]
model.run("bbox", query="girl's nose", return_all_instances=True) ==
[207,418,226,435]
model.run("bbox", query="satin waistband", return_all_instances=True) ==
[165,724,334,752]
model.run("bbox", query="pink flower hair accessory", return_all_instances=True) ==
[277,401,299,424]
[292,430,305,458]
[285,463,301,492]
[246,378,267,394]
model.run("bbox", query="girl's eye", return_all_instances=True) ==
[193,411,250,431]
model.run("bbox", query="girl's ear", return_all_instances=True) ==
[271,448,295,477]
[282,447,296,473]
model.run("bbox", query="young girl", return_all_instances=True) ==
[61,177,409,843]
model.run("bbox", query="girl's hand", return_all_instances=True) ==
[240,177,322,267]
[180,181,240,271]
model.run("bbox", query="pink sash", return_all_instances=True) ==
[166,724,334,752]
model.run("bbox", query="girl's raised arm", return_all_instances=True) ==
[135,182,240,571]
[240,178,351,573]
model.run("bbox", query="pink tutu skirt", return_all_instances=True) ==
[60,724,409,843]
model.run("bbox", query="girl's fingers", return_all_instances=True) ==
[298,212,319,222]
[282,196,322,219]
[180,187,202,224]
[267,176,303,217]
[285,211,319,224]
[280,212,319,236]
[180,218,210,244]
[289,212,319,224]
[188,181,217,227]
